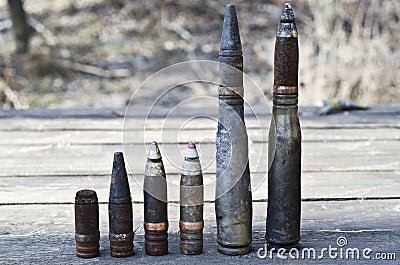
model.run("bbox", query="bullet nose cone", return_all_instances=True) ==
[148,141,162,160]
[185,141,199,159]
[281,2,295,23]
[113,151,124,165]
[220,4,242,54]
[277,2,297,38]
[110,152,131,199]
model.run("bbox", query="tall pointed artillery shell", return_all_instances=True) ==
[75,189,100,258]
[215,4,252,256]
[266,2,302,251]
[144,141,168,256]
[109,152,134,257]
[180,141,204,255]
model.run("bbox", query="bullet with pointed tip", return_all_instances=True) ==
[109,152,134,257]
[220,4,242,56]
[75,189,100,258]
[280,3,295,23]
[275,2,298,88]
[180,141,204,255]
[266,2,302,251]
[219,4,243,94]
[144,141,168,256]
[216,4,253,256]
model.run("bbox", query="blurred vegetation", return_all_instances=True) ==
[0,0,398,109]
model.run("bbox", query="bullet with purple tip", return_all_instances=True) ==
[180,141,204,255]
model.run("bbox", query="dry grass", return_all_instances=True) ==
[0,0,398,108]
[299,0,400,105]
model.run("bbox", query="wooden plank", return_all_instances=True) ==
[0,141,398,177]
[0,118,125,131]
[0,232,398,264]
[0,116,399,132]
[0,107,398,263]
[0,128,398,145]
[0,171,399,204]
[0,105,399,119]
[0,201,398,264]
[0,104,398,132]
[1,200,399,240]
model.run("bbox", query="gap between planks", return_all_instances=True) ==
[1,196,400,206]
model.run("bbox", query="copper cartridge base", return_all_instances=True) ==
[144,222,168,256]
[180,221,203,255]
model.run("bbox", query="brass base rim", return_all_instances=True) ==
[76,242,100,259]
[145,242,168,256]
[180,249,203,255]
[145,250,168,256]
[110,250,134,258]
[217,244,252,255]
[267,242,300,252]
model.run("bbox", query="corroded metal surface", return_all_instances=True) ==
[74,189,100,258]
[180,141,204,255]
[144,141,168,256]
[215,4,252,256]
[266,3,302,251]
[109,152,134,257]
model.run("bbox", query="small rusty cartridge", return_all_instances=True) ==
[215,4,252,255]
[144,141,168,256]
[180,141,204,255]
[266,3,302,251]
[109,152,134,257]
[75,189,100,258]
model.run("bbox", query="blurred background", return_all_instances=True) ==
[0,0,399,109]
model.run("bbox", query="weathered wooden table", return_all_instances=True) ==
[0,105,399,264]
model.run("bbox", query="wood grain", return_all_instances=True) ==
[0,201,398,264]
[0,128,398,145]
[0,141,398,177]
[0,171,399,204]
[0,106,399,264]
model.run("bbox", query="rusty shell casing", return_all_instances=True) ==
[266,3,301,251]
[215,4,253,256]
[75,189,100,258]
[180,141,204,255]
[144,142,168,256]
[109,152,134,257]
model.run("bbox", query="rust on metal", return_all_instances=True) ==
[273,85,298,95]
[273,3,299,91]
[109,152,134,257]
[218,86,244,97]
[266,2,302,251]
[75,189,100,258]
[180,141,204,255]
[215,4,252,256]
[144,141,168,256]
